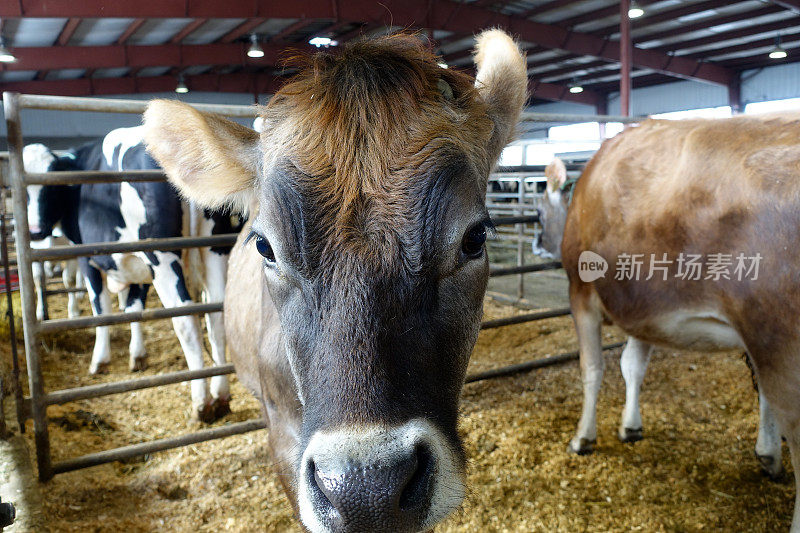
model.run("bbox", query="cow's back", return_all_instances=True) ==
[562,114,800,347]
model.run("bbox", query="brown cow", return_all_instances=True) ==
[143,30,527,533]
[560,116,800,531]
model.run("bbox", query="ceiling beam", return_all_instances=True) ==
[0,71,286,97]
[219,17,267,43]
[0,42,307,71]
[115,18,146,45]
[169,18,208,44]
[0,1,735,85]
[635,5,781,44]
[56,17,81,46]
[529,79,604,106]
[654,17,800,55]
[771,1,800,13]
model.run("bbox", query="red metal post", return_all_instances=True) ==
[620,0,632,117]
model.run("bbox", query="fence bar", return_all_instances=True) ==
[18,94,259,118]
[520,112,645,124]
[0,187,23,433]
[25,169,165,185]
[31,234,238,261]
[38,301,222,333]
[492,215,539,226]
[464,342,625,383]
[4,91,53,480]
[490,261,562,277]
[494,164,584,173]
[43,364,235,406]
[44,287,86,296]
[480,307,571,329]
[51,419,267,475]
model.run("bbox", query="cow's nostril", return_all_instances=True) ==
[399,444,434,511]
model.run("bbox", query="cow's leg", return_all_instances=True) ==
[755,389,784,479]
[80,258,112,375]
[203,250,231,417]
[32,260,45,321]
[746,341,800,532]
[618,337,653,443]
[63,259,81,318]
[122,284,148,372]
[569,289,604,455]
[146,251,214,422]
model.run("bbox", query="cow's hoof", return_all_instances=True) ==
[89,362,110,375]
[756,452,783,481]
[212,397,232,419]
[568,437,596,455]
[129,357,148,372]
[193,402,217,424]
[618,426,644,443]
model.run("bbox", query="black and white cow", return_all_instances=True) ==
[26,126,238,421]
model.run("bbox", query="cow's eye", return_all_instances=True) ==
[462,223,487,258]
[255,235,276,263]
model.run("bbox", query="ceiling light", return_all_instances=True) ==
[247,34,264,59]
[0,37,16,63]
[309,36,338,48]
[769,35,787,60]
[569,85,584,94]
[175,75,188,94]
[628,1,645,19]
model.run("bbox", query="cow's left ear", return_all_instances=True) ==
[545,157,567,193]
[143,99,260,214]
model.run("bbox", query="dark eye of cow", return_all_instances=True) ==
[255,235,276,263]
[462,223,487,258]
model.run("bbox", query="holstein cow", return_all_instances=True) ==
[23,144,84,320]
[535,156,786,481]
[27,128,236,422]
[144,30,527,533]
[554,116,800,530]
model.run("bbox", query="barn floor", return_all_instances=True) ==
[0,283,795,532]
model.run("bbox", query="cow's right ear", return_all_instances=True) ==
[143,99,260,214]
[545,157,567,193]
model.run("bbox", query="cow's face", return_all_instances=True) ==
[145,30,527,533]
[23,144,59,240]
[533,158,570,260]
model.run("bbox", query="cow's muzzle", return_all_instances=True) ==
[298,419,464,533]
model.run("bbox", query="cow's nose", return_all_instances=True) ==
[306,444,434,533]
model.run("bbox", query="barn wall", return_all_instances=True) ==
[0,92,268,150]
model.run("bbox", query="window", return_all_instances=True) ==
[745,97,800,115]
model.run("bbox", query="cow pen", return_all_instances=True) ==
[2,92,641,484]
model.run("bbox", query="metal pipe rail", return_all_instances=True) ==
[520,112,646,124]
[38,301,223,333]
[491,215,539,226]
[52,419,267,475]
[480,307,571,329]
[44,364,235,407]
[25,169,166,185]
[490,262,562,277]
[18,93,260,118]
[465,342,625,383]
[31,234,239,262]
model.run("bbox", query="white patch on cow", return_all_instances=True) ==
[651,309,744,351]
[102,126,145,170]
[298,419,465,533]
[546,188,562,208]
[117,182,147,242]
[147,250,210,411]
[23,144,55,233]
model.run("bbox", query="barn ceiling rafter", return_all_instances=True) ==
[0,0,795,105]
